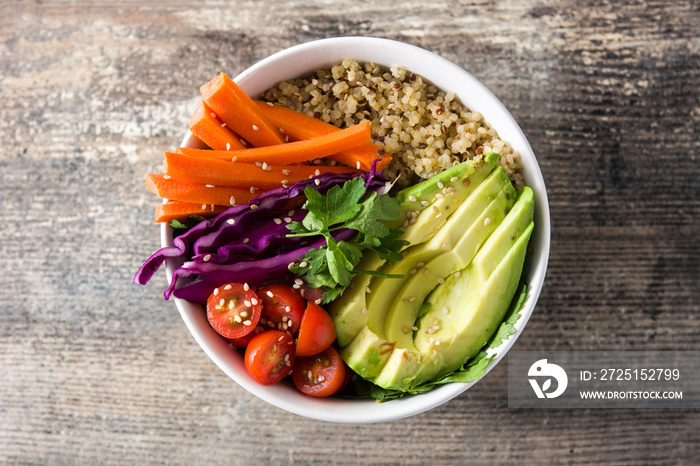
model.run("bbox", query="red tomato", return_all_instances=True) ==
[297,282,325,304]
[206,283,261,339]
[244,330,296,385]
[296,301,336,357]
[226,324,265,348]
[292,346,347,397]
[258,284,305,334]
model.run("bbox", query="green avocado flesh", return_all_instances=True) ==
[328,155,535,391]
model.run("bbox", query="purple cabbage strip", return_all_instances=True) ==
[170,229,355,304]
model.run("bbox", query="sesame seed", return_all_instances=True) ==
[287,262,295,270]
[229,301,235,310]
[267,102,274,107]
[229,196,236,205]
[361,308,369,315]
[201,204,207,209]
[274,218,282,225]
[227,218,235,225]
[226,143,231,150]
[266,291,274,298]
[455,333,463,338]
[441,242,448,250]
[213,288,219,295]
[224,284,232,290]
[203,254,211,262]
[206,184,215,188]
[435,213,443,218]
[239,139,246,146]
[294,278,303,285]
[356,161,361,169]
[282,169,291,175]
[450,176,459,182]
[262,162,268,170]
[314,179,320,185]
[437,181,444,189]
[250,204,258,210]
[299,261,308,268]
[409,195,417,202]
[288,210,295,216]
[211,205,214,212]
[403,220,409,227]
[249,186,256,194]
[314,169,321,176]
[484,217,491,226]
[443,306,450,315]
[244,300,251,307]
[243,320,252,326]
[432,206,440,213]
[435,193,445,199]
[268,321,275,327]
[209,112,216,118]
[429,337,435,344]
[314,298,321,304]
[240,311,248,318]
[163,175,171,179]
[234,315,242,323]
[455,271,461,278]
[254,161,262,167]
[408,296,416,302]
[437,277,445,284]
[252,124,259,130]
[411,326,418,331]
[231,156,238,162]
[416,262,426,267]
[366,287,371,294]
[242,238,249,243]
[284,216,292,223]
[251,298,258,305]
[423,268,429,276]
[219,298,225,306]
[221,122,227,128]
[409,217,417,225]
[243,283,250,291]
[421,200,430,206]
[285,306,291,312]
[410,269,417,275]
[402,326,409,334]
[435,339,441,346]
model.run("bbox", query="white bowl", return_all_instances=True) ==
[164,37,550,423]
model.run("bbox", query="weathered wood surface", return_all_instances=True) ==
[1,0,698,464]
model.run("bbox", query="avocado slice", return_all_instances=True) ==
[341,186,535,391]
[365,166,512,341]
[330,155,500,343]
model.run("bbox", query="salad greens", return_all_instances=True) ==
[287,177,408,304]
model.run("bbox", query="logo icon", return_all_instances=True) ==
[528,359,568,399]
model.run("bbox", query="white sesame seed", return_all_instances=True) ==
[203,254,211,262]
[228,300,235,310]
[450,176,459,182]
[224,284,232,290]
[356,161,361,169]
[410,269,417,275]
[234,315,242,323]
[243,300,251,307]
[231,156,238,162]
[287,262,295,270]
[455,272,461,278]
[361,308,369,315]
[201,204,207,209]
[206,184,215,188]
[239,139,246,146]
[211,204,215,212]
[242,238,249,244]
[251,298,258,305]
[484,217,491,226]
[443,306,450,315]
[250,204,258,210]
[437,277,445,284]
[219,298,225,306]
[366,287,371,293]
[455,333,463,338]
[299,261,308,268]
[408,296,416,302]
[274,218,282,225]
[403,326,409,334]
[435,193,445,199]
[411,326,418,331]
[243,320,252,326]
[288,210,295,216]
[252,124,259,131]
[254,161,262,167]
[213,288,219,295]
[314,169,321,176]
[284,306,291,312]
[243,283,249,291]
[227,218,235,225]
[226,143,231,150]
[314,179,320,186]
[282,169,291,176]
[403,220,409,227]
[163,175,171,179]
[240,311,248,318]
[416,262,425,267]
[408,195,417,202]
[294,278,303,285]
[314,298,321,304]
[421,200,430,206]
[267,102,274,107]
[209,112,216,118]
[435,213,443,218]
[441,242,448,250]
[435,339,441,346]
[283,217,292,223]
[429,337,435,344]
[249,186,256,194]
[437,181,444,189]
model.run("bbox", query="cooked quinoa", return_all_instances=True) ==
[261,58,524,189]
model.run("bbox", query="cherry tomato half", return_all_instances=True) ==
[292,346,346,397]
[258,284,305,334]
[206,283,261,339]
[244,330,296,385]
[296,301,336,357]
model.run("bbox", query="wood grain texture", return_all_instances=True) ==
[1,0,698,464]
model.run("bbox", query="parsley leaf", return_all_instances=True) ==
[287,178,408,303]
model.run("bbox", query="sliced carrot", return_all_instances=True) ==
[174,120,370,165]
[163,152,356,191]
[201,73,285,147]
[254,100,391,171]
[146,173,255,207]
[189,101,248,151]
[155,201,227,223]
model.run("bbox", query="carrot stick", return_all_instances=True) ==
[254,100,391,171]
[155,201,227,223]
[146,173,255,206]
[163,152,356,191]
[201,73,285,147]
[189,101,248,151]
[174,120,370,165]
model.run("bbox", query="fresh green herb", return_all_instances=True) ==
[287,177,409,303]
[168,215,207,238]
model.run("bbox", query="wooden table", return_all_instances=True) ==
[2,1,698,463]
